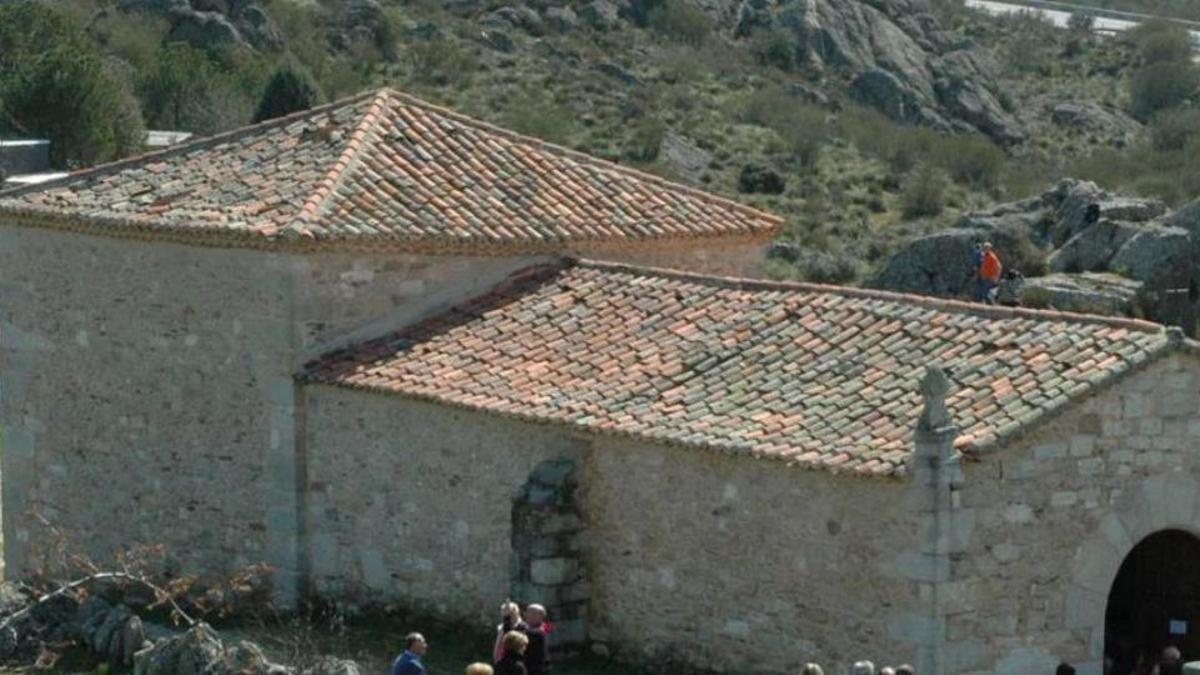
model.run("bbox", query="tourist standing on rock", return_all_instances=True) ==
[971,241,1003,304]
[493,600,526,663]
[391,633,428,675]
[518,604,551,675]
[495,632,530,675]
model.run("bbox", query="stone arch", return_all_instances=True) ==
[1064,473,1200,662]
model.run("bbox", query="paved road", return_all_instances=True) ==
[965,0,1200,43]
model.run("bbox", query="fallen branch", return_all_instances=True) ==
[0,571,196,634]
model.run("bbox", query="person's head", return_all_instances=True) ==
[500,600,520,621]
[1163,646,1182,664]
[982,241,993,251]
[894,666,915,675]
[503,630,530,656]
[404,632,427,656]
[465,664,493,675]
[1056,663,1076,675]
[801,664,824,675]
[523,603,546,626]
[852,661,876,675]
[880,668,896,675]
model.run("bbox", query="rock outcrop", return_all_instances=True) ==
[873,179,1198,332]
[732,0,1026,145]
[120,0,284,51]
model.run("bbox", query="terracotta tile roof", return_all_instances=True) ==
[0,89,779,252]
[304,259,1175,477]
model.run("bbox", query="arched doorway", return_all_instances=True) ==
[1105,529,1200,672]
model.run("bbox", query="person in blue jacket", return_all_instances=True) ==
[391,633,428,675]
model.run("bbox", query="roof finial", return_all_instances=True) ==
[917,365,952,431]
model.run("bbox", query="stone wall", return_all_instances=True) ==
[584,436,918,673]
[0,224,544,604]
[578,239,769,279]
[301,388,584,621]
[291,252,551,362]
[941,352,1200,675]
[0,226,293,590]
[302,388,920,672]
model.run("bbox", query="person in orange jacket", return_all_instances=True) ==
[971,241,1003,304]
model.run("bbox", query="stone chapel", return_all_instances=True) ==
[1,87,1199,675]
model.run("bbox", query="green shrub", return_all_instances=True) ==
[0,3,144,167]
[408,39,477,87]
[2,46,144,167]
[796,252,859,285]
[1127,19,1193,65]
[749,30,796,71]
[501,92,574,145]
[648,0,714,46]
[900,164,947,219]
[1129,61,1199,121]
[1067,12,1095,34]
[1149,107,1200,151]
[930,135,1005,189]
[625,118,667,161]
[777,108,827,169]
[253,64,323,123]
[736,90,827,168]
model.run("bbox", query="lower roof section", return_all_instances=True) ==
[303,258,1174,477]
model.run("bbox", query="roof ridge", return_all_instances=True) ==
[0,89,381,204]
[568,257,1169,334]
[374,87,785,227]
[283,89,391,239]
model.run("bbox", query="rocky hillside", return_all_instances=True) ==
[7,0,1177,288]
[732,0,1026,145]
[874,178,1200,332]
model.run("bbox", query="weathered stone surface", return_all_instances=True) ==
[1021,272,1143,316]
[1110,224,1192,291]
[1047,99,1143,144]
[133,623,224,675]
[1047,219,1139,274]
[486,6,544,35]
[741,0,1026,144]
[543,7,579,32]
[659,133,712,185]
[166,9,243,48]
[876,178,1196,330]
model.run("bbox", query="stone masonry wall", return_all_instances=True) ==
[579,240,769,279]
[301,388,587,622]
[0,223,547,603]
[0,226,292,587]
[944,352,1200,675]
[292,252,551,362]
[583,435,919,673]
[303,387,923,672]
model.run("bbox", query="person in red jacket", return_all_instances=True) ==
[971,241,1003,304]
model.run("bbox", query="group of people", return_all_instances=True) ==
[390,601,552,675]
[970,240,1025,306]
